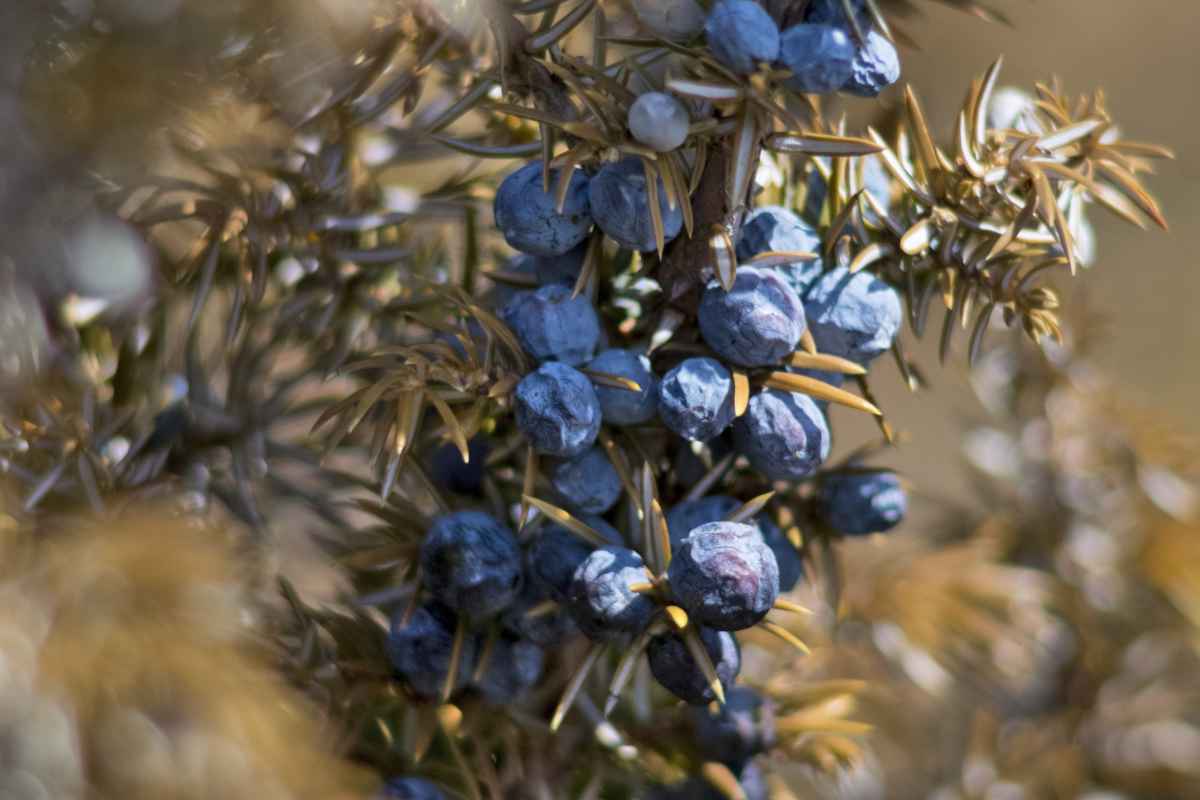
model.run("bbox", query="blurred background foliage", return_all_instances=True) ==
[1,1,1198,799]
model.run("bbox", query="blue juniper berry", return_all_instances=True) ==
[378,777,446,800]
[587,348,659,426]
[387,602,478,700]
[704,0,781,75]
[818,470,908,535]
[646,625,741,704]
[628,91,691,153]
[532,240,589,287]
[501,572,580,647]
[733,389,831,481]
[494,161,592,257]
[549,445,623,515]
[420,511,523,622]
[779,23,856,94]
[429,436,489,496]
[844,28,900,97]
[567,545,658,641]
[588,157,684,252]
[698,266,807,368]
[526,521,620,603]
[804,0,868,27]
[501,283,601,366]
[803,265,902,366]
[472,634,545,705]
[514,362,602,458]
[658,357,735,442]
[691,685,777,769]
[667,521,780,631]
[736,205,825,297]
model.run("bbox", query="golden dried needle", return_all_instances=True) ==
[711,226,738,291]
[732,371,750,417]
[726,491,774,524]
[652,498,672,567]
[684,625,726,705]
[800,327,817,355]
[472,625,499,683]
[665,605,690,630]
[746,249,819,267]
[605,626,655,716]
[701,762,747,800]
[764,371,882,416]
[628,582,657,594]
[849,242,894,273]
[438,704,482,800]
[441,616,468,703]
[523,599,559,619]
[642,462,660,571]
[551,642,605,731]
[583,369,642,392]
[760,620,811,655]
[788,351,867,376]
[522,496,610,546]
[772,597,813,615]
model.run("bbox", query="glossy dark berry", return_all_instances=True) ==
[844,29,900,97]
[668,521,779,631]
[514,362,602,458]
[646,626,740,704]
[494,161,592,257]
[704,0,780,75]
[429,437,489,496]
[779,24,855,94]
[378,777,446,800]
[387,602,477,699]
[501,284,601,366]
[628,91,691,153]
[733,389,831,481]
[691,686,776,768]
[473,635,545,705]
[420,511,522,622]
[666,495,803,593]
[567,545,658,641]
[549,445,622,515]
[587,348,659,426]
[818,470,907,535]
[803,265,902,366]
[698,267,807,367]
[588,157,684,252]
[658,357,735,442]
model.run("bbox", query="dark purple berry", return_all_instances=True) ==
[691,686,776,767]
[473,635,545,705]
[668,521,779,631]
[698,267,806,368]
[704,0,780,75]
[587,348,659,426]
[588,157,684,252]
[420,511,522,622]
[658,357,735,442]
[646,626,740,704]
[387,603,477,699]
[549,446,623,515]
[818,470,907,535]
[736,206,824,298]
[567,545,658,641]
[501,573,580,647]
[429,437,489,496]
[501,284,601,366]
[494,161,592,257]
[514,362,602,458]
[732,389,831,481]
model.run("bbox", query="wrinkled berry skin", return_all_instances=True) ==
[646,626,741,704]
[502,284,600,366]
[704,0,780,75]
[698,267,806,367]
[668,521,779,631]
[387,603,477,699]
[818,470,907,535]
[632,0,706,41]
[628,91,691,153]
[587,348,658,426]
[430,437,489,496]
[588,158,683,252]
[421,512,522,622]
[526,522,620,602]
[494,161,592,257]
[567,546,657,641]
[736,206,824,297]
[658,357,735,442]
[780,24,855,94]
[803,266,902,366]
[514,362,602,458]
[379,777,445,800]
[665,495,803,592]
[844,29,900,97]
[733,389,831,481]
[501,573,580,646]
[549,446,622,515]
[473,635,545,704]
[691,686,776,768]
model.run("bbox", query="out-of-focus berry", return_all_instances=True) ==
[502,283,601,366]
[378,777,446,799]
[472,635,545,705]
[668,521,779,631]
[658,357,735,442]
[628,91,691,153]
[567,546,658,640]
[632,0,707,41]
[549,446,623,515]
[587,348,659,426]
[704,0,781,75]
[698,267,806,368]
[420,511,523,622]
[733,389,831,481]
[494,161,592,257]
[588,157,684,252]
[843,29,900,97]
[646,626,741,704]
[691,686,777,768]
[387,603,477,699]
[430,437,490,496]
[779,24,855,94]
[514,362,602,458]
[817,470,908,535]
